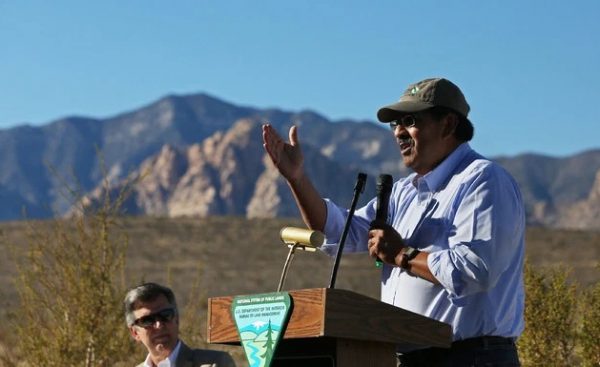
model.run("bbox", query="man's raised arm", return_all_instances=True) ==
[262,124,327,231]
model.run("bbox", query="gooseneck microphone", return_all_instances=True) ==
[374,174,393,267]
[328,172,367,289]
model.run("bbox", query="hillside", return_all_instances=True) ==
[1,216,597,319]
[1,92,599,229]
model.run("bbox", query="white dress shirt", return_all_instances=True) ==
[322,143,525,341]
[143,340,182,367]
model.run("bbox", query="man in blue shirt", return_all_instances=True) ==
[262,77,524,366]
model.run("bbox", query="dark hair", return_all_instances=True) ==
[427,106,474,142]
[124,282,178,326]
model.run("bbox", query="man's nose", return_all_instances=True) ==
[151,319,166,329]
[393,124,408,137]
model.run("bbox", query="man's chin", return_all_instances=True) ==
[152,338,175,353]
[402,157,415,169]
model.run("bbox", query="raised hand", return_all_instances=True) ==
[262,124,304,183]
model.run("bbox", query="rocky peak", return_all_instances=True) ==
[78,117,370,220]
[556,169,600,230]
[588,170,600,201]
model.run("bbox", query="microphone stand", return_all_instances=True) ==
[328,172,367,289]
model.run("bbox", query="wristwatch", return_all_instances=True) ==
[400,246,420,269]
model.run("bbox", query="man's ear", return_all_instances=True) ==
[441,113,458,139]
[129,326,141,342]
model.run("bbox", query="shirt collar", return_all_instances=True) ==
[413,143,472,193]
[143,340,182,367]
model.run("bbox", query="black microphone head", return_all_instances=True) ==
[376,174,393,192]
[375,174,393,222]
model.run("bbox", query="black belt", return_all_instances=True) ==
[398,336,518,366]
[399,336,516,357]
[451,336,515,351]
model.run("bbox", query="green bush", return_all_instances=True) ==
[518,260,600,367]
[6,184,139,366]
[519,261,578,366]
[579,269,600,367]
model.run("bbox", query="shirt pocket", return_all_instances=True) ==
[410,217,449,250]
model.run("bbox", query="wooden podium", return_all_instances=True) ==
[207,288,451,367]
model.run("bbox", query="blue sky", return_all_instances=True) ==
[1,1,598,157]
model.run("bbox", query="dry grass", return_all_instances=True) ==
[0,216,598,365]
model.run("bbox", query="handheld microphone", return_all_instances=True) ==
[374,174,393,267]
[375,174,393,222]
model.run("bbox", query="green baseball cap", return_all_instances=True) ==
[377,78,471,122]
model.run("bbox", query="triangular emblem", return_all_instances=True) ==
[232,292,292,367]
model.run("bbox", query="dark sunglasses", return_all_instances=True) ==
[133,307,176,328]
[389,114,420,130]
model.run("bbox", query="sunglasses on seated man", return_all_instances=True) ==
[133,307,177,328]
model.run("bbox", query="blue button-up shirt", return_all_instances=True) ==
[322,143,525,341]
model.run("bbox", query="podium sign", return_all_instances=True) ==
[232,292,292,367]
[209,288,452,367]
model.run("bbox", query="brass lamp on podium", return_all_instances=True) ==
[277,227,324,292]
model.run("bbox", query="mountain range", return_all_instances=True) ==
[1,93,599,230]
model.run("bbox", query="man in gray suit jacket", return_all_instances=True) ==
[124,282,235,367]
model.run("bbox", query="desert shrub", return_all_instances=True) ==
[579,268,600,367]
[519,262,578,367]
[6,181,138,366]
[166,266,208,349]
